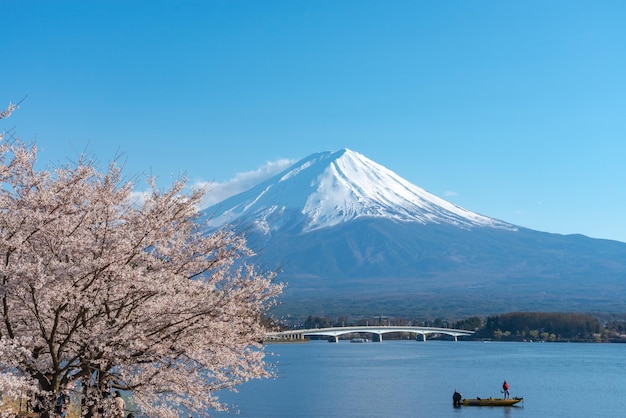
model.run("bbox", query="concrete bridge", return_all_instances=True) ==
[265,325,474,343]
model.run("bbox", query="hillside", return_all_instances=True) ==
[203,149,626,318]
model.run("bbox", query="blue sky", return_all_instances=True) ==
[4,1,626,242]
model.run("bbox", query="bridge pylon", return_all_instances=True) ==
[265,325,474,342]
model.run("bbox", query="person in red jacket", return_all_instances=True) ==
[502,380,510,399]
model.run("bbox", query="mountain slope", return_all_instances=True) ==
[206,149,514,233]
[203,149,626,318]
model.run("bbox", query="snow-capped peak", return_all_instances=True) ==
[205,149,515,233]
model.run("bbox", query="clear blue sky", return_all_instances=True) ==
[5,1,626,242]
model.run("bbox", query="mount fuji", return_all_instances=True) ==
[204,149,626,318]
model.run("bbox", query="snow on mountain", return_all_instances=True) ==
[202,149,626,318]
[205,149,516,234]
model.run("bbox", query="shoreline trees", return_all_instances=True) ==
[286,312,626,343]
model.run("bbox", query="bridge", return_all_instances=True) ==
[265,325,474,343]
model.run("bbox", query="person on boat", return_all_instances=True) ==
[502,380,510,399]
[452,390,462,407]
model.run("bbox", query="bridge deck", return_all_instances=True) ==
[266,325,474,342]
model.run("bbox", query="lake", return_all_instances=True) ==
[213,340,626,417]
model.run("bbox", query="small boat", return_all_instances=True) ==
[350,337,368,343]
[462,397,523,406]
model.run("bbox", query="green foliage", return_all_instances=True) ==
[289,311,626,343]
[303,316,334,329]
[478,312,604,341]
[453,316,483,331]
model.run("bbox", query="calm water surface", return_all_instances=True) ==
[214,340,626,417]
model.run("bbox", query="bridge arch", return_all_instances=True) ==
[265,325,474,343]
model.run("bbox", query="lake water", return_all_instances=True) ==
[213,340,626,418]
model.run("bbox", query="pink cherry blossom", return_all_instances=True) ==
[0,138,283,417]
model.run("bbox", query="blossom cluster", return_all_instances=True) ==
[0,140,282,417]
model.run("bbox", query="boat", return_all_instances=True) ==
[462,397,523,406]
[350,337,368,343]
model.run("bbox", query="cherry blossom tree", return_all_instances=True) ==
[0,101,17,121]
[0,100,19,142]
[0,135,282,417]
